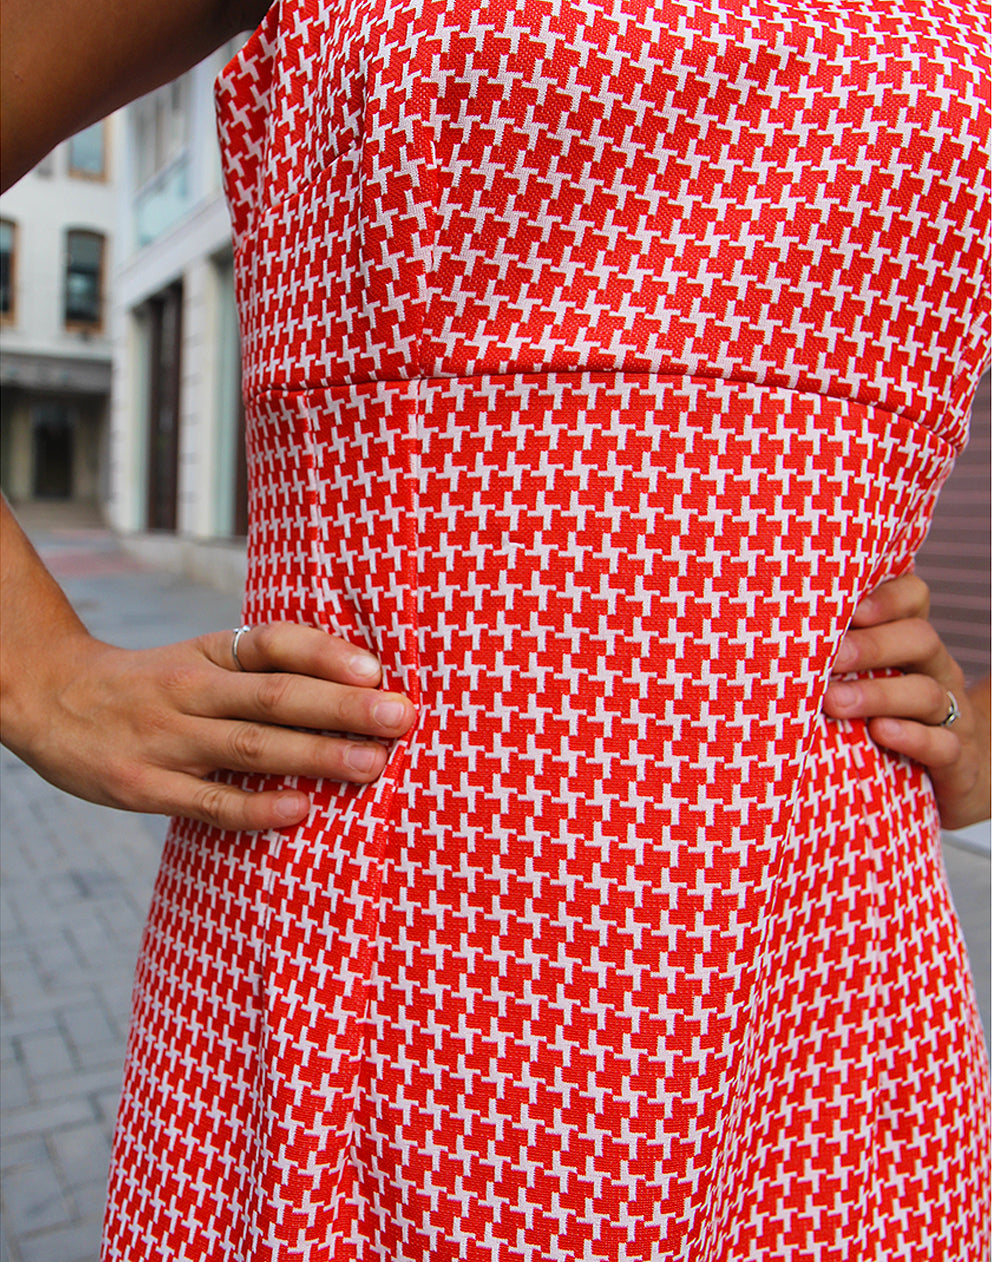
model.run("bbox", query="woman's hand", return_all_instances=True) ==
[823,574,991,831]
[4,621,416,832]
[0,498,416,833]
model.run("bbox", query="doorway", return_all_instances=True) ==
[145,282,183,531]
[32,402,74,498]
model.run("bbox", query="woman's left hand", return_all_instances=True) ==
[822,574,991,832]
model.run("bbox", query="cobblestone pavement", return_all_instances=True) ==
[1,513,989,1262]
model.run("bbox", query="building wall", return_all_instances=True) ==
[914,371,991,687]
[0,124,119,360]
[108,41,248,591]
[0,117,122,509]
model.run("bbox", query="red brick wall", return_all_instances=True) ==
[914,370,991,686]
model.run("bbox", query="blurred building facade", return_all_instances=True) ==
[107,39,248,592]
[0,118,122,510]
[914,371,991,687]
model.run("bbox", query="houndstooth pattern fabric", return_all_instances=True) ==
[103,0,989,1258]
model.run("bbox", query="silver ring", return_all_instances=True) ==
[231,626,252,672]
[940,690,961,728]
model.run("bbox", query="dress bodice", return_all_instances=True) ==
[218,0,988,442]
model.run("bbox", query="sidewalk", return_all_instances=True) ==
[1,512,989,1262]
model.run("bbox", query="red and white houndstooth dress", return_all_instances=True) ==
[103,0,989,1257]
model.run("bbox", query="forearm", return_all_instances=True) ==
[0,495,95,756]
[1,0,270,191]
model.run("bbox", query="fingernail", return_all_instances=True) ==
[346,743,379,772]
[829,682,860,708]
[374,699,408,729]
[275,794,308,821]
[351,653,380,679]
[835,639,857,669]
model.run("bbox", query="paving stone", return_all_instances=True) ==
[0,1136,48,1174]
[93,987,134,1038]
[33,1068,122,1108]
[1,963,46,1006]
[30,936,87,984]
[17,1217,104,1262]
[63,916,115,973]
[0,1162,72,1238]
[69,1042,125,1074]
[93,1088,122,1137]
[69,1178,110,1225]
[2,997,91,1033]
[0,1063,33,1113]
[16,1033,75,1083]
[58,1006,116,1055]
[2,1099,96,1143]
[49,1126,111,1192]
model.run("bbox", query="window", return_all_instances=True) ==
[134,78,189,188]
[0,219,15,321]
[68,122,106,179]
[64,230,105,328]
[132,78,193,245]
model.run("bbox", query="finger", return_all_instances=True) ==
[851,574,930,627]
[198,623,382,686]
[155,771,313,831]
[179,668,415,739]
[865,716,962,771]
[832,617,951,677]
[823,672,957,726]
[193,717,392,782]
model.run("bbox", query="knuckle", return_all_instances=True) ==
[158,663,203,702]
[249,624,277,662]
[192,780,233,827]
[132,704,173,742]
[308,734,346,778]
[855,625,881,663]
[191,632,218,660]
[926,677,949,719]
[105,759,149,810]
[913,619,940,656]
[255,672,293,718]
[228,722,269,765]
[931,733,962,768]
[905,574,931,617]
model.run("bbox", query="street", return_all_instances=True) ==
[1,514,989,1262]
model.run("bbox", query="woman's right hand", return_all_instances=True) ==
[3,620,416,832]
[823,575,990,832]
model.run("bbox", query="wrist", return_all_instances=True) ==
[0,615,99,762]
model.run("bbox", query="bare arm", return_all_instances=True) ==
[1,0,269,190]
